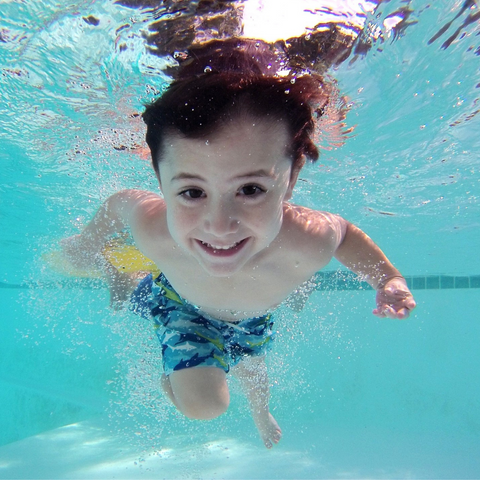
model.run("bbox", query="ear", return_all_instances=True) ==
[285,156,305,201]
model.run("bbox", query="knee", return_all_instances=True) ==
[168,367,230,420]
[180,394,229,420]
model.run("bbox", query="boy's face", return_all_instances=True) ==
[158,116,300,277]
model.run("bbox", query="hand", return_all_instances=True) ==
[373,276,416,320]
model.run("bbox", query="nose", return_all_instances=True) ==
[203,198,240,236]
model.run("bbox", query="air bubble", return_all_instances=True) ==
[204,66,212,73]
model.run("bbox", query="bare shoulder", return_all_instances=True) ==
[129,190,166,219]
[117,190,170,249]
[281,203,347,254]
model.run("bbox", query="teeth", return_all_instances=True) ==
[201,241,240,250]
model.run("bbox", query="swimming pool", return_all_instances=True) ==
[1,0,479,478]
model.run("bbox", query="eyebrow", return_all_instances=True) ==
[171,173,206,182]
[171,169,275,183]
[235,169,275,179]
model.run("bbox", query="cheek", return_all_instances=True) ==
[247,197,284,232]
[166,204,196,238]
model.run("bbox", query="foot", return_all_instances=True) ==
[253,411,282,449]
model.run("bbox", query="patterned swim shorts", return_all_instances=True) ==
[130,273,275,375]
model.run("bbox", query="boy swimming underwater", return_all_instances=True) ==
[61,40,416,449]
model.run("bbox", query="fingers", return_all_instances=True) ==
[373,305,399,319]
[374,285,417,320]
[373,304,414,320]
[384,285,412,300]
[394,307,411,319]
[406,298,417,310]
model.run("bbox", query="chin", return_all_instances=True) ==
[199,261,245,278]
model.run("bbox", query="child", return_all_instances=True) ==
[61,39,416,449]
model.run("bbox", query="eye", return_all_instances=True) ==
[239,184,266,196]
[180,188,205,199]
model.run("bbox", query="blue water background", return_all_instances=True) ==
[1,0,479,478]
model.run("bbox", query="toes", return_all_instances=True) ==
[262,431,279,449]
[262,428,282,448]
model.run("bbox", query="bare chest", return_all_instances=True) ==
[155,252,321,321]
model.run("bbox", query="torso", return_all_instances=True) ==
[130,194,343,322]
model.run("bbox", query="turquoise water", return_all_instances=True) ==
[1,0,480,478]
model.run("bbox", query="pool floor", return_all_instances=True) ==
[0,416,478,479]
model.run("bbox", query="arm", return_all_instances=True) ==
[334,221,416,319]
[60,189,156,269]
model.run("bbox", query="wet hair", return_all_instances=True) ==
[142,39,331,176]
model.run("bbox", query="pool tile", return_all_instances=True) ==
[412,276,426,290]
[426,276,440,289]
[322,271,336,290]
[454,276,470,288]
[336,273,354,290]
[440,276,455,289]
[470,275,480,288]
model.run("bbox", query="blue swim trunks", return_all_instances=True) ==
[130,273,275,375]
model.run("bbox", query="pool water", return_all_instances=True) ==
[1,0,479,478]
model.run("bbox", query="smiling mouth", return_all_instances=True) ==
[197,238,248,256]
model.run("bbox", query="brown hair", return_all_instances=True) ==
[142,39,331,176]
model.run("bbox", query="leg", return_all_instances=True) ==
[150,276,231,420]
[161,367,230,420]
[231,356,282,449]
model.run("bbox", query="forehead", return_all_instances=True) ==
[164,116,290,161]
[159,116,292,181]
